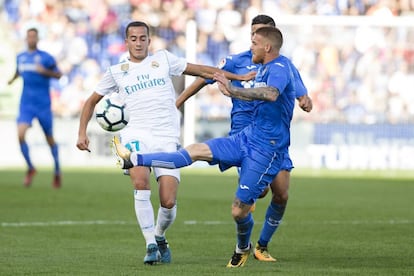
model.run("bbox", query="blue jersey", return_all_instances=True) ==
[244,55,296,153]
[208,50,259,135]
[16,49,59,109]
[208,50,306,136]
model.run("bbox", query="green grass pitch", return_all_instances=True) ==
[1,167,413,275]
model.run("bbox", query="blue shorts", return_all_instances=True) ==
[205,132,293,205]
[18,105,54,136]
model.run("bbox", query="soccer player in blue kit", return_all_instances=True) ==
[8,28,62,188]
[176,15,312,263]
[113,26,299,267]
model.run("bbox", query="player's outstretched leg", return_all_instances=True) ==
[111,136,133,169]
[226,243,252,268]
[155,236,171,263]
[143,243,160,265]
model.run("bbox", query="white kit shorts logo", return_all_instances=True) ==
[239,184,249,190]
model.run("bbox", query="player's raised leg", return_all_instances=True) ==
[112,136,194,169]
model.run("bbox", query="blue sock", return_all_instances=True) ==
[20,142,34,169]
[50,144,60,174]
[136,148,193,169]
[236,212,254,250]
[258,202,286,247]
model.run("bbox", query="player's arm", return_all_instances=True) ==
[36,65,62,79]
[214,72,278,102]
[176,77,207,109]
[7,69,19,85]
[297,94,312,112]
[184,63,256,82]
[292,65,312,112]
[77,92,104,152]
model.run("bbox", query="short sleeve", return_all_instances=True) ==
[95,68,119,96]
[162,50,187,76]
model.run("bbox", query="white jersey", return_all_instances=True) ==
[95,50,187,140]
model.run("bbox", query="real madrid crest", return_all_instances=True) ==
[151,61,159,68]
[121,63,129,72]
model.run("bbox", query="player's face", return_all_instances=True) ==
[251,33,266,64]
[26,30,38,50]
[126,26,151,62]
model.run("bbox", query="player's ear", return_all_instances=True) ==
[265,43,272,53]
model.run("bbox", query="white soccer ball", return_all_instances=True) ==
[95,96,129,132]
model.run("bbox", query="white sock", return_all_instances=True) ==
[134,190,156,246]
[155,205,177,238]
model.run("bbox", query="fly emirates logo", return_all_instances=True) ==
[124,74,166,94]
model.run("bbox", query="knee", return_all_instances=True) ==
[231,206,249,221]
[258,186,270,198]
[131,178,149,190]
[18,133,25,143]
[231,209,243,221]
[160,199,176,209]
[46,137,56,146]
[272,191,288,205]
[186,143,212,161]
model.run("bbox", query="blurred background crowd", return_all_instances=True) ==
[1,0,414,124]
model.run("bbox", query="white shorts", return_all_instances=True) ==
[120,129,181,181]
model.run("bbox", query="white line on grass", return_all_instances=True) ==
[1,220,134,227]
[1,219,413,228]
[183,219,413,225]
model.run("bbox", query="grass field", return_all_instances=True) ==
[1,167,413,275]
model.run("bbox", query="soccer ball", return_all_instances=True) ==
[95,96,129,132]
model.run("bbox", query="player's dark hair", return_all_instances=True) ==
[251,14,276,27]
[125,21,150,37]
[255,26,283,49]
[27,27,38,34]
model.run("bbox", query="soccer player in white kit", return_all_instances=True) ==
[76,21,254,265]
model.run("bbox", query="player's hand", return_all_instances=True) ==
[76,135,91,152]
[297,95,313,112]
[35,64,47,75]
[213,73,231,97]
[241,71,256,81]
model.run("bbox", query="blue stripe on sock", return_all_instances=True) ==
[258,202,286,247]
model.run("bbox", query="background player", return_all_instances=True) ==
[8,27,63,188]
